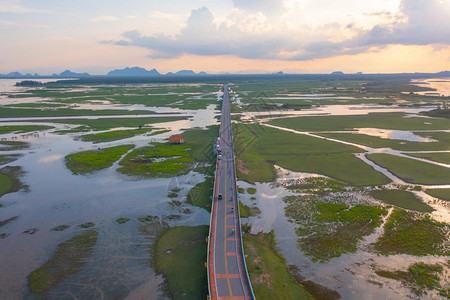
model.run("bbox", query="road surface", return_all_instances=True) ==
[208,85,255,300]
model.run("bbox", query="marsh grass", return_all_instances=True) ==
[370,189,433,212]
[0,125,53,134]
[118,143,191,177]
[284,195,387,260]
[27,230,98,295]
[367,153,450,185]
[65,144,134,174]
[186,178,213,212]
[374,209,449,256]
[0,141,29,151]
[425,188,450,201]
[0,166,26,198]
[374,262,444,296]
[269,113,450,132]
[151,226,209,300]
[243,231,311,300]
[233,124,389,185]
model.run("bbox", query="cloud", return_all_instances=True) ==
[110,0,450,61]
[0,0,50,13]
[89,15,119,22]
[353,0,450,46]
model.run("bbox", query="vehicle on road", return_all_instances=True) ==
[218,194,223,200]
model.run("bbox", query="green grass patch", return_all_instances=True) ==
[374,209,449,256]
[80,128,153,143]
[0,166,25,198]
[425,188,450,201]
[284,196,388,260]
[65,144,134,175]
[186,177,213,212]
[152,226,209,300]
[367,153,450,185]
[243,231,312,300]
[286,177,351,194]
[54,126,92,134]
[239,201,260,218]
[182,125,219,166]
[269,113,450,131]
[118,143,191,177]
[0,154,21,165]
[234,124,389,185]
[115,218,130,224]
[27,230,98,295]
[0,125,53,134]
[0,141,29,151]
[78,222,95,228]
[51,225,70,231]
[0,216,18,227]
[0,107,153,118]
[247,187,256,194]
[374,262,444,296]
[406,152,450,164]
[45,116,185,131]
[317,131,450,151]
[370,189,433,212]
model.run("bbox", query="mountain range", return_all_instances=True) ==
[0,67,209,78]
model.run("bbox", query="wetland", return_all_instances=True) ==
[1,77,449,299]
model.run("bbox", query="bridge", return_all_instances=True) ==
[207,85,255,300]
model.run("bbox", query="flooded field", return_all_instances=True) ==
[1,78,449,299]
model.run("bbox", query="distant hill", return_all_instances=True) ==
[56,70,90,77]
[107,67,161,77]
[166,70,207,76]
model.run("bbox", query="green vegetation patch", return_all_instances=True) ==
[234,124,389,185]
[0,141,29,151]
[367,153,450,185]
[370,189,433,212]
[27,230,98,295]
[51,225,70,231]
[115,218,130,224]
[243,231,311,300]
[317,131,450,151]
[0,125,53,134]
[286,177,351,194]
[247,187,257,194]
[152,226,209,300]
[118,143,191,177]
[80,128,154,143]
[239,201,261,218]
[0,154,21,165]
[284,195,387,260]
[425,188,450,201]
[0,166,26,198]
[186,177,213,212]
[0,107,153,118]
[406,152,450,164]
[0,216,18,227]
[65,144,134,174]
[46,116,185,131]
[374,262,444,296]
[374,209,449,256]
[78,222,95,228]
[269,113,450,132]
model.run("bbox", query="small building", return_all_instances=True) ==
[169,134,184,144]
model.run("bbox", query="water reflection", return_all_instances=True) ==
[357,128,437,142]
[411,78,450,97]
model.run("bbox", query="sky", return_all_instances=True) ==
[1,0,450,74]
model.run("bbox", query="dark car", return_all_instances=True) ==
[218,194,223,200]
